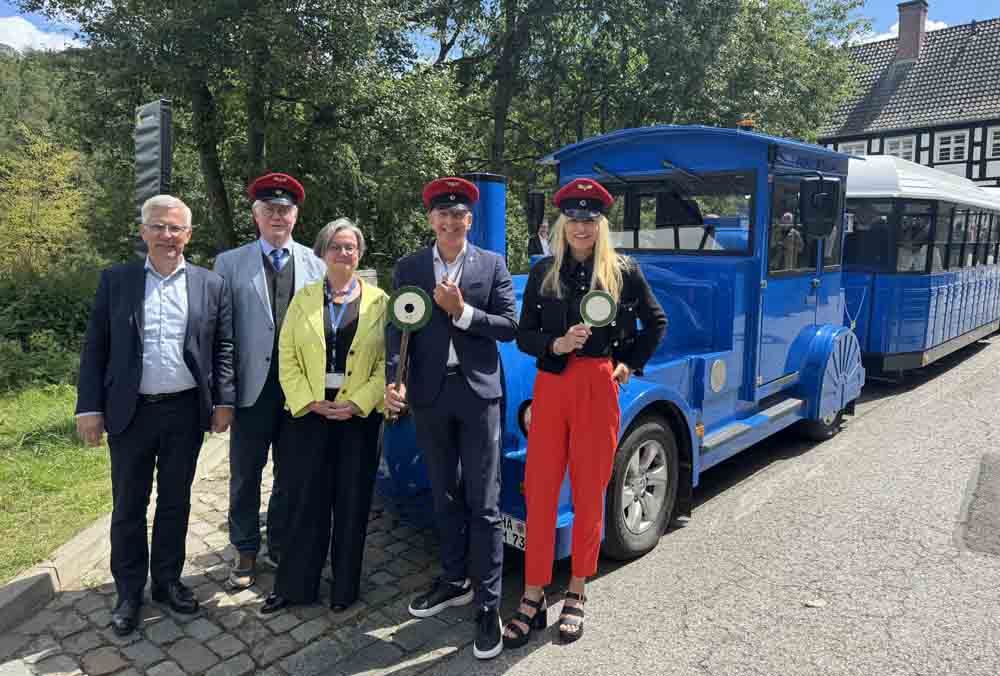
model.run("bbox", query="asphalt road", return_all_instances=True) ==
[442,335,1000,676]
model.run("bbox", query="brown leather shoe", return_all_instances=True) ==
[228,552,256,590]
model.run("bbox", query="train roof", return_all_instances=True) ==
[847,156,1000,211]
[539,125,854,165]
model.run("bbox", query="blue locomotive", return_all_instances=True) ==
[379,124,869,560]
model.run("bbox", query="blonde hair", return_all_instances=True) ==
[541,213,625,301]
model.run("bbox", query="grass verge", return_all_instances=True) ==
[0,383,111,585]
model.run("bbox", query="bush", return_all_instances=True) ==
[0,265,101,389]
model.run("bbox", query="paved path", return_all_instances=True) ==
[3,337,1000,676]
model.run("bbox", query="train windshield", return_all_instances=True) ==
[605,171,754,253]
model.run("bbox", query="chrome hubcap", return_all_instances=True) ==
[621,439,669,535]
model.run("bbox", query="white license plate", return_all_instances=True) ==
[501,513,526,550]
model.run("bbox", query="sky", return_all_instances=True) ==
[0,0,998,52]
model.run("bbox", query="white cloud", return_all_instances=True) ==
[0,15,81,52]
[858,18,949,45]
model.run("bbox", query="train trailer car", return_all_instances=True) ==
[843,156,1000,374]
[377,125,866,562]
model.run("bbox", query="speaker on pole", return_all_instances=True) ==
[526,190,545,235]
[133,100,173,256]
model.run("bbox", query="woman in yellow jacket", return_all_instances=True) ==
[260,218,387,616]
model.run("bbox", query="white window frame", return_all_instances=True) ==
[885,135,916,162]
[935,131,968,163]
[838,140,867,157]
[988,126,1000,159]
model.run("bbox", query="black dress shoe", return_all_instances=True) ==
[111,598,141,636]
[151,581,199,614]
[259,592,290,616]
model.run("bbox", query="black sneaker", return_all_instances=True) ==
[407,578,473,618]
[473,605,503,660]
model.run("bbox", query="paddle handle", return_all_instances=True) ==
[385,331,410,423]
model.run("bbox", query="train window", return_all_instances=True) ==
[606,194,630,249]
[897,202,934,272]
[845,199,893,270]
[628,172,753,254]
[935,202,954,271]
[769,178,817,273]
[992,214,1000,265]
[949,210,968,269]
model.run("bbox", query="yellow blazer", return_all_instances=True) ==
[279,277,387,418]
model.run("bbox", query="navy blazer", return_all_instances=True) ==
[76,260,236,436]
[386,244,517,408]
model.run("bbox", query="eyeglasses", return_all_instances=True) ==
[145,223,190,235]
[327,244,358,255]
[260,205,296,218]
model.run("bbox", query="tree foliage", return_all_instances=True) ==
[10,0,866,273]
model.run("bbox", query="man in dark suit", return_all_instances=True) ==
[385,177,517,661]
[76,195,235,636]
[527,219,551,256]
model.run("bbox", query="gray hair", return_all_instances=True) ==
[142,195,192,227]
[314,218,366,258]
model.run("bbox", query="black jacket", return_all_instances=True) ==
[76,261,236,435]
[517,255,667,375]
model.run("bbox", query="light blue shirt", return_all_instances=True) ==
[138,257,198,395]
[259,237,292,264]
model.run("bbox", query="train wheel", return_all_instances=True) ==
[601,416,678,561]
[799,410,844,442]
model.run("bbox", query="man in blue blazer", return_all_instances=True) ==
[385,176,517,660]
[213,173,326,588]
[76,195,235,636]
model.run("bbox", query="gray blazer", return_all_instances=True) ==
[214,239,326,407]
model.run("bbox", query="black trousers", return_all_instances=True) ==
[275,407,380,606]
[108,390,203,602]
[229,370,288,556]
[412,374,503,609]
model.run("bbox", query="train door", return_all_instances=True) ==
[758,176,821,385]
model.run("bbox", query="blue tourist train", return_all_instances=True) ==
[843,156,1000,373]
[376,124,998,562]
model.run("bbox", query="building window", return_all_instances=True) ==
[936,132,968,163]
[885,136,916,162]
[988,127,1000,159]
[838,141,867,157]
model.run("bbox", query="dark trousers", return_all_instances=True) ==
[412,374,503,609]
[108,390,203,602]
[229,371,287,556]
[275,407,380,605]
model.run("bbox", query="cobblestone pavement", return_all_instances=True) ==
[0,460,500,676]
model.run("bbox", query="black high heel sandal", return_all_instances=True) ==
[558,591,586,643]
[502,594,548,649]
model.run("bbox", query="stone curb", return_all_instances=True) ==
[0,432,231,634]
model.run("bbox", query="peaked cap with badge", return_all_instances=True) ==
[552,178,613,220]
[247,172,306,206]
[422,176,480,211]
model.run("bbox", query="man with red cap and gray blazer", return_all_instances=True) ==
[385,176,517,660]
[213,173,326,589]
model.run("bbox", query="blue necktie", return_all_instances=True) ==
[270,249,287,272]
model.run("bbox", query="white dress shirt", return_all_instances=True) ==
[139,257,198,395]
[432,243,477,367]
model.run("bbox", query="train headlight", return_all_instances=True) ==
[517,400,533,437]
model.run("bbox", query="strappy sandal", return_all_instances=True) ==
[503,594,548,649]
[558,591,586,644]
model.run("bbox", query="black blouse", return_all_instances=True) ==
[322,291,361,374]
[517,254,667,375]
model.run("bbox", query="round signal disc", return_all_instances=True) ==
[389,286,433,331]
[581,290,617,327]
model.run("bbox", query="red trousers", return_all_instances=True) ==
[524,356,620,585]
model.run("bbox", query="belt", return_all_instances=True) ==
[445,365,462,376]
[139,388,197,404]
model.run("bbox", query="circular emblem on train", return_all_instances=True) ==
[580,290,617,327]
[388,286,433,331]
[710,359,727,393]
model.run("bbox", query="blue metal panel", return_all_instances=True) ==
[842,272,874,350]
